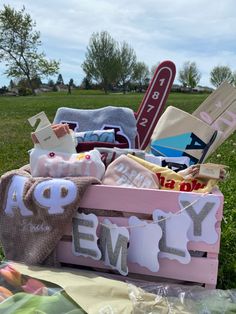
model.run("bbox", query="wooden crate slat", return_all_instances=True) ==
[57,241,218,286]
[79,185,224,220]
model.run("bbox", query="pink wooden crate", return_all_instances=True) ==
[57,185,223,289]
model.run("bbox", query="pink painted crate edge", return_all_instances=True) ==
[79,185,224,220]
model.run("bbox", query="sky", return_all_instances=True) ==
[1,0,236,88]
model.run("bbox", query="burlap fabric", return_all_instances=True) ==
[0,168,100,266]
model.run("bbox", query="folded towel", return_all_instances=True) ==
[53,106,137,148]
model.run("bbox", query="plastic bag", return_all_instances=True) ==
[128,280,236,313]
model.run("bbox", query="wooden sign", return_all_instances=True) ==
[193,82,236,150]
[28,111,60,149]
[135,61,176,150]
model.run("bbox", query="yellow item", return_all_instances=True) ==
[127,154,218,193]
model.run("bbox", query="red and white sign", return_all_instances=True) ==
[135,60,176,150]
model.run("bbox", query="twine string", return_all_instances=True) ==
[99,192,209,229]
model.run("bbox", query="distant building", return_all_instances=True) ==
[192,86,214,93]
[171,84,213,93]
[55,84,69,92]
[171,84,181,92]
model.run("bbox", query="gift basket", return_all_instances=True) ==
[0,61,233,293]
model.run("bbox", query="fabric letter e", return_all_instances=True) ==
[72,212,101,260]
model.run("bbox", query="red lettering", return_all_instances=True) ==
[180,182,192,191]
[191,180,207,191]
[192,180,201,191]
[191,180,197,190]
[194,182,203,191]
[156,173,165,187]
[165,180,175,189]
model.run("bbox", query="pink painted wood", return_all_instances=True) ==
[79,185,223,218]
[57,185,224,288]
[57,241,219,286]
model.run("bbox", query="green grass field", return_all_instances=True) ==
[0,90,235,289]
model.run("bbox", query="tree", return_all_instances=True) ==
[0,5,59,95]
[9,79,15,90]
[56,73,64,85]
[81,76,92,90]
[68,78,74,94]
[150,63,160,78]
[48,79,55,87]
[31,75,42,88]
[82,31,120,93]
[210,66,234,88]
[117,42,136,93]
[178,61,201,89]
[0,85,8,94]
[16,75,42,95]
[232,71,236,87]
[69,78,74,87]
[132,62,149,92]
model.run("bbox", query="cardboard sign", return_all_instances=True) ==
[193,82,236,153]
[135,60,176,150]
[28,111,51,130]
[198,164,221,179]
[28,111,60,149]
[29,112,77,153]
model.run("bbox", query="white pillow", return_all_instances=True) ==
[30,148,105,179]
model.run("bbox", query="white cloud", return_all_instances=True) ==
[1,0,236,87]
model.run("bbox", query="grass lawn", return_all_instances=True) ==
[0,90,235,289]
